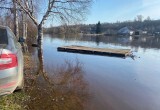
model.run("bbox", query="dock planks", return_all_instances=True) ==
[57,45,131,57]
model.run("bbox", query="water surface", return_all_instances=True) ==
[42,35,160,110]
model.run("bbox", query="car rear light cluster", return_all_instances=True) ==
[0,54,17,70]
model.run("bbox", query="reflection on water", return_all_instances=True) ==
[25,60,89,110]
[27,34,160,110]
[49,34,160,49]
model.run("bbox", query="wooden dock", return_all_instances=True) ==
[57,45,131,57]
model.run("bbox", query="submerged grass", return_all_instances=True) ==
[24,60,89,110]
[0,53,89,110]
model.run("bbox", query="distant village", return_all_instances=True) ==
[117,27,147,36]
[45,17,160,37]
[88,26,159,37]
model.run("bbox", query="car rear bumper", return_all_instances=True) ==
[0,80,17,96]
[0,67,18,95]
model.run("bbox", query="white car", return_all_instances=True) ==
[0,25,24,96]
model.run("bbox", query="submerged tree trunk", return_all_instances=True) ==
[37,24,44,73]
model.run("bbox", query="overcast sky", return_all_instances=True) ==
[85,0,160,24]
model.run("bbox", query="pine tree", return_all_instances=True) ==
[96,21,101,34]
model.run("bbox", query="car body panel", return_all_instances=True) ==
[0,67,17,79]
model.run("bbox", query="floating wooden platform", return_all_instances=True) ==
[57,45,131,57]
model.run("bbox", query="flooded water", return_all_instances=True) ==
[32,35,160,110]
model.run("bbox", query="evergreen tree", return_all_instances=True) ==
[96,21,101,34]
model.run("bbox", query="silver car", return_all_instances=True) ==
[0,25,24,96]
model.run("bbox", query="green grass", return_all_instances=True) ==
[0,91,28,110]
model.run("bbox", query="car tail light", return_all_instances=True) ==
[0,54,18,70]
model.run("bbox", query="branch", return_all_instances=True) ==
[40,0,55,25]
[0,6,22,11]
[0,6,12,10]
[54,0,78,4]
[15,0,38,26]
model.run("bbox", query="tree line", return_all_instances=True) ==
[45,15,160,35]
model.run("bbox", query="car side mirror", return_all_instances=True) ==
[18,37,25,43]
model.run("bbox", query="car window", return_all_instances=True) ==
[8,28,18,43]
[0,28,8,44]
[7,28,20,47]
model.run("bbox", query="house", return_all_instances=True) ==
[117,27,134,36]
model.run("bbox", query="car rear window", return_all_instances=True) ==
[0,28,8,44]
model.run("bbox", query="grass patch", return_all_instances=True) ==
[0,92,28,110]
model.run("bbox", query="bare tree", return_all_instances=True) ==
[13,0,19,38]
[146,16,151,21]
[15,0,92,71]
[0,0,13,27]
[137,15,143,22]
[0,0,29,53]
